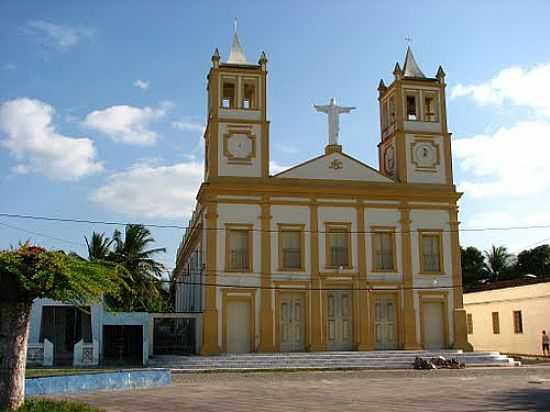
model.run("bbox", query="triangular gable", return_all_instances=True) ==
[274,152,393,183]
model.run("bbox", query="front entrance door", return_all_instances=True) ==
[327,290,353,350]
[226,301,251,353]
[374,297,397,349]
[422,301,445,349]
[279,293,305,352]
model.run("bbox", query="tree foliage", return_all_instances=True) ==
[461,246,486,287]
[0,244,124,305]
[86,224,170,312]
[0,244,126,411]
[484,245,512,281]
[515,244,550,277]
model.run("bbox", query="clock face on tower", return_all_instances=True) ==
[384,144,395,175]
[224,131,256,163]
[411,141,439,170]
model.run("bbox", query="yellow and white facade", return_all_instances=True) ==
[175,35,472,354]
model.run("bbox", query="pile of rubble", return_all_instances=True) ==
[413,356,466,370]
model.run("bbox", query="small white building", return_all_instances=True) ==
[464,280,550,356]
[174,32,472,354]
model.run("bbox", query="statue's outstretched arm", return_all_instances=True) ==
[338,106,356,113]
[314,104,329,113]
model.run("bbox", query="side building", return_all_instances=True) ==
[464,279,550,357]
[174,32,472,354]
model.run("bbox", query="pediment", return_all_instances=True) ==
[274,152,393,183]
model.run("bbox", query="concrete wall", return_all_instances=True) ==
[25,369,171,396]
[464,282,550,355]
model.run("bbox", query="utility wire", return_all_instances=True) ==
[3,212,550,234]
[159,277,463,292]
[0,220,86,247]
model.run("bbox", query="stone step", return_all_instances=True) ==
[148,351,517,371]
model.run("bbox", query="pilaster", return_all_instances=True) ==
[259,196,275,351]
[400,203,421,349]
[355,202,373,350]
[309,200,325,351]
[201,199,221,354]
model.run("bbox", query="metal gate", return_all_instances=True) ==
[153,317,195,355]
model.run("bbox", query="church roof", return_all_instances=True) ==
[227,32,248,64]
[402,46,425,78]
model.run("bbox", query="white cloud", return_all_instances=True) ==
[27,20,94,50]
[134,80,149,90]
[92,162,203,218]
[454,120,550,199]
[82,105,167,145]
[171,119,205,134]
[0,98,103,180]
[451,63,550,115]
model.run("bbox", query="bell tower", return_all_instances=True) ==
[377,47,452,185]
[204,29,269,181]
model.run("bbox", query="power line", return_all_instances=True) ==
[160,277,463,292]
[0,221,85,247]
[3,212,550,234]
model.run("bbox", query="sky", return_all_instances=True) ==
[2,0,550,272]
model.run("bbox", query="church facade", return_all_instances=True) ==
[175,33,472,354]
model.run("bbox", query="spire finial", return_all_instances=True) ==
[227,19,248,64]
[234,17,238,34]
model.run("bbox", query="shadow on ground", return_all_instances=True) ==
[489,387,550,411]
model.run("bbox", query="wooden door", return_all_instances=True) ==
[422,301,445,349]
[227,301,251,353]
[374,297,397,349]
[279,293,305,352]
[327,290,353,350]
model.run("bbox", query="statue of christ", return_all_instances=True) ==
[314,98,356,146]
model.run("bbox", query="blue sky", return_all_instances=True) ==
[2,0,550,271]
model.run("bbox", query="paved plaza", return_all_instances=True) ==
[57,367,550,411]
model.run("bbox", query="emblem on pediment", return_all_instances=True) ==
[329,159,343,170]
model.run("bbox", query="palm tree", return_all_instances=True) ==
[111,224,167,311]
[484,245,511,281]
[85,232,113,261]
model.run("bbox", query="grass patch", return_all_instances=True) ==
[1,399,104,412]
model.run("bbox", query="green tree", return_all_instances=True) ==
[516,244,550,277]
[461,246,486,287]
[0,244,124,411]
[484,245,511,281]
[110,224,167,312]
[85,232,113,261]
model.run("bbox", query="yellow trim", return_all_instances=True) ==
[309,201,324,350]
[201,199,220,354]
[259,197,274,352]
[324,222,353,269]
[370,226,398,273]
[277,224,305,272]
[224,224,254,273]
[419,291,449,349]
[418,229,445,275]
[222,288,256,353]
[399,204,420,349]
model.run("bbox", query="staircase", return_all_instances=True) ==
[148,350,518,372]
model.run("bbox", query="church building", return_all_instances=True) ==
[175,32,472,354]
